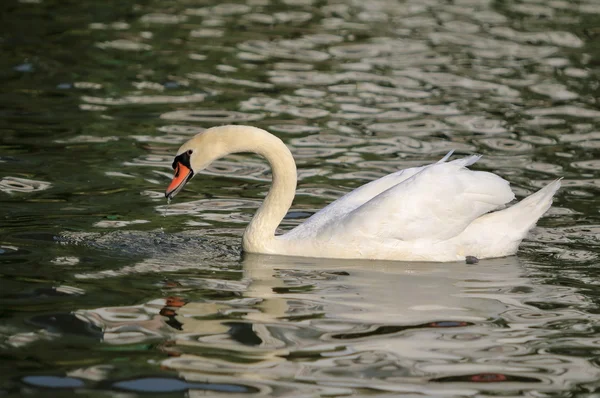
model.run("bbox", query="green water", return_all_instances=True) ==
[1,0,600,395]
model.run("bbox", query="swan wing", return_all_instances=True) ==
[319,158,515,242]
[285,152,479,239]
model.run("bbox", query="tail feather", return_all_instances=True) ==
[436,151,481,168]
[458,179,561,259]
[438,150,455,163]
[452,154,482,168]
[511,179,561,225]
[487,179,561,234]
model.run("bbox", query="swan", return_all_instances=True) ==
[165,125,560,262]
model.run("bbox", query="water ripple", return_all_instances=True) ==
[93,220,150,228]
[285,107,329,119]
[89,22,130,30]
[510,3,555,18]
[56,135,118,144]
[96,40,151,51]
[189,28,224,38]
[525,106,600,118]
[398,70,520,97]
[446,116,507,134]
[292,147,346,159]
[273,11,313,24]
[479,137,534,152]
[370,52,453,68]
[81,94,206,106]
[185,4,252,16]
[290,134,365,147]
[160,110,264,122]
[368,120,449,136]
[329,44,381,60]
[188,72,273,89]
[490,27,584,48]
[268,71,333,86]
[140,13,187,24]
[203,160,272,182]
[530,83,578,101]
[239,41,329,62]
[0,177,51,194]
[357,83,428,99]
[157,125,205,135]
[242,13,275,24]
[429,32,558,60]
[268,125,321,135]
[525,162,563,175]
[570,160,600,171]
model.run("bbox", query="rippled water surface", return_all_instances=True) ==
[2,0,600,395]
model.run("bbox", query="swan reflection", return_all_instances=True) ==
[38,253,598,395]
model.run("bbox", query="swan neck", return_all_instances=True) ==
[217,128,296,253]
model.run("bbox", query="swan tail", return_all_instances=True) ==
[459,179,560,258]
[495,179,561,233]
[516,179,561,212]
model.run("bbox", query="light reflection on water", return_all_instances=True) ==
[33,252,600,395]
[1,0,600,395]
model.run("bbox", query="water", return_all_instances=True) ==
[1,0,600,395]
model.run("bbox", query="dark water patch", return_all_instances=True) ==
[110,376,259,394]
[225,322,264,346]
[22,375,86,389]
[18,374,260,394]
[431,373,541,383]
[27,313,103,340]
[330,321,474,340]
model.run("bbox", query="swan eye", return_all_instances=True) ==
[172,149,194,170]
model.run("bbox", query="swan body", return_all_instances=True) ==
[165,125,560,262]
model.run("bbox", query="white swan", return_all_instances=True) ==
[165,125,560,262]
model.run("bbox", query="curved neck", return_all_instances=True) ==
[204,126,297,253]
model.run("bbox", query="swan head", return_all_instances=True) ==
[165,130,223,200]
[165,125,282,200]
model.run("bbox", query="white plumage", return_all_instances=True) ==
[166,125,560,262]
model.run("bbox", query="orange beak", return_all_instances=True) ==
[165,162,193,200]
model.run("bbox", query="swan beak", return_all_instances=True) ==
[165,162,193,200]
